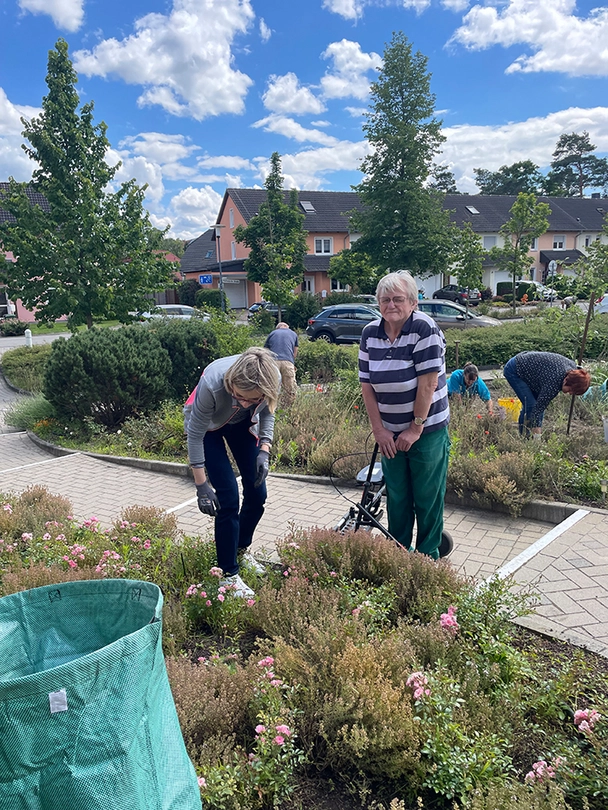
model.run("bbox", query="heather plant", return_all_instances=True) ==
[184,565,255,638]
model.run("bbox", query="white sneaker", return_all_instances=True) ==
[220,574,255,599]
[239,550,266,575]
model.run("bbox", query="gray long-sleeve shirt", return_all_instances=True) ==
[185,355,275,468]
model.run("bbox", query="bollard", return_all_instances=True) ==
[24,328,33,348]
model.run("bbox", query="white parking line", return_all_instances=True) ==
[489,508,590,581]
[0,452,82,474]
[165,496,198,514]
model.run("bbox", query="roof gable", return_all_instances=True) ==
[0,182,50,225]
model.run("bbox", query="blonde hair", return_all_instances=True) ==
[224,347,281,413]
[376,271,418,305]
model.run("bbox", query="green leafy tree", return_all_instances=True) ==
[546,131,608,198]
[473,161,544,195]
[234,152,308,319]
[350,32,454,279]
[0,39,173,330]
[489,193,551,313]
[328,248,383,294]
[150,229,186,257]
[429,165,460,194]
[449,223,484,321]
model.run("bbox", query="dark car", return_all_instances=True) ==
[432,284,481,306]
[306,303,381,343]
[417,300,501,329]
[247,301,279,320]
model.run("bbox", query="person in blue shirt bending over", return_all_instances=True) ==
[448,362,494,414]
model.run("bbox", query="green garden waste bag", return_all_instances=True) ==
[0,579,201,810]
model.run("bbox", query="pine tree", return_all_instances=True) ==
[546,132,608,198]
[350,32,454,278]
[0,39,173,329]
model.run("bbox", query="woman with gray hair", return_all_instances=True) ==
[185,347,281,597]
[359,270,451,559]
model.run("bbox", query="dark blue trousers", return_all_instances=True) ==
[203,419,266,576]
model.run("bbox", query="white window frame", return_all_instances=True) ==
[330,278,348,292]
[231,241,236,260]
[530,237,538,251]
[229,208,234,228]
[483,236,497,250]
[303,276,315,294]
[314,237,333,255]
[553,234,565,249]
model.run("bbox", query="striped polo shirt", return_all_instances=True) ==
[359,311,449,434]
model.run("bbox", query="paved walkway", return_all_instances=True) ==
[1,369,608,656]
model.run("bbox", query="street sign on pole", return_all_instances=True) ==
[548,260,557,276]
[199,274,212,285]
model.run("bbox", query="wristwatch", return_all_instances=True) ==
[413,416,427,426]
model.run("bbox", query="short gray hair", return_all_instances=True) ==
[224,347,281,413]
[376,271,418,305]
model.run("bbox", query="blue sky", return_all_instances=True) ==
[1,0,608,239]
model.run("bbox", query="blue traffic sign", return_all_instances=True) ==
[199,274,213,285]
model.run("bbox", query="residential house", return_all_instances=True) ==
[181,189,365,308]
[182,188,608,307]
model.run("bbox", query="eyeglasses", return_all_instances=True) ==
[379,296,407,306]
[232,390,264,406]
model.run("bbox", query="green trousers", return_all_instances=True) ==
[381,426,450,560]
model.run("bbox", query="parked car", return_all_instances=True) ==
[594,293,608,314]
[417,300,501,329]
[138,304,208,321]
[526,281,558,301]
[247,302,279,320]
[306,303,381,343]
[432,284,481,306]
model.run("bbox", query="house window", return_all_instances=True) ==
[483,236,497,250]
[205,249,214,259]
[300,201,315,213]
[314,238,333,254]
[530,237,538,250]
[465,205,480,215]
[231,242,236,260]
[229,208,234,228]
[553,235,565,249]
[303,276,315,294]
[330,278,348,291]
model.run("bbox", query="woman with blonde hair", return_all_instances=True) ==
[185,347,281,596]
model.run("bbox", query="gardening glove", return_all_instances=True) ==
[196,482,220,516]
[254,450,270,488]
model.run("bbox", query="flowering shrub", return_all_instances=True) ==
[183,566,254,637]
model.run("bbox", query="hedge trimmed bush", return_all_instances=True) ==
[144,318,219,400]
[284,292,321,330]
[0,319,29,337]
[194,288,227,311]
[296,340,358,383]
[444,309,608,368]
[43,326,172,428]
[1,343,53,392]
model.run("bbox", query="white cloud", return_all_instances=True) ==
[106,147,166,203]
[321,40,382,100]
[259,140,369,189]
[252,115,340,146]
[259,18,271,42]
[451,0,608,77]
[119,132,199,165]
[73,0,255,120]
[311,120,331,127]
[441,0,469,10]
[165,185,224,240]
[401,0,431,13]
[197,155,254,170]
[322,0,364,20]
[0,88,41,181]
[440,106,608,193]
[262,73,325,115]
[345,106,368,117]
[18,0,84,32]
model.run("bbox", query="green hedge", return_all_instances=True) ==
[0,319,29,337]
[444,310,608,368]
[295,340,358,383]
[1,344,52,392]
